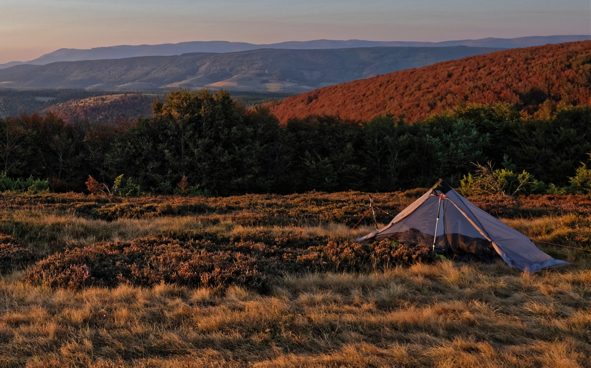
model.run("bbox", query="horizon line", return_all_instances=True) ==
[1,33,589,65]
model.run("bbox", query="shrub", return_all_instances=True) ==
[569,164,591,194]
[112,174,141,197]
[26,237,268,292]
[0,172,49,193]
[459,163,543,196]
[27,177,51,193]
[26,233,439,292]
[297,240,434,273]
[546,183,568,195]
[85,175,110,195]
[0,234,35,274]
[178,252,268,292]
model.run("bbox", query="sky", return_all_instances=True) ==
[0,0,589,63]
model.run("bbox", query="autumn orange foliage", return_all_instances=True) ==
[270,41,591,123]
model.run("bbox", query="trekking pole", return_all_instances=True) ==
[368,195,378,229]
[432,195,443,253]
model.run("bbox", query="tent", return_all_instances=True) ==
[358,180,567,272]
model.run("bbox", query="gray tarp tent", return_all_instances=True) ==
[359,180,567,272]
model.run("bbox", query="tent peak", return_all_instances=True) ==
[433,179,453,194]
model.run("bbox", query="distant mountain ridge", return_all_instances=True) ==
[269,41,591,123]
[0,46,499,93]
[1,35,588,68]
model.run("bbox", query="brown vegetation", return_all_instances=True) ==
[26,238,433,291]
[0,233,34,275]
[44,93,153,124]
[0,191,590,366]
[269,41,591,123]
[1,263,590,367]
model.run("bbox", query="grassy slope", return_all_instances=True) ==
[0,191,590,367]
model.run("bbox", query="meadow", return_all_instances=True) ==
[0,190,590,367]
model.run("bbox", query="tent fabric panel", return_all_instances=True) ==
[390,189,435,225]
[358,189,436,242]
[376,196,441,240]
[446,189,568,271]
[440,198,496,258]
[442,199,488,241]
[491,241,568,272]
[376,196,493,259]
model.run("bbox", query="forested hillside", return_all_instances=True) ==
[0,89,105,118]
[44,94,154,124]
[1,90,590,194]
[270,41,591,123]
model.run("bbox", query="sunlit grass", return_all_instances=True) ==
[0,191,590,366]
[1,263,589,367]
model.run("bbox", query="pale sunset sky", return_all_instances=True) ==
[0,0,589,63]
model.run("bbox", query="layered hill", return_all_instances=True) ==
[269,41,591,123]
[0,47,503,92]
[1,35,588,68]
[40,91,288,124]
[44,94,154,124]
[0,89,105,118]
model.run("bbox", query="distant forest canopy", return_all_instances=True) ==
[0,90,590,195]
[270,41,591,124]
[0,88,290,122]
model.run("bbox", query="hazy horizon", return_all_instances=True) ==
[1,0,589,63]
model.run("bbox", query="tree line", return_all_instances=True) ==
[0,90,590,195]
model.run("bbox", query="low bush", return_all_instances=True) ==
[298,240,434,272]
[26,236,437,291]
[0,172,49,193]
[85,175,110,195]
[0,234,35,274]
[459,163,544,196]
[569,164,591,194]
[26,237,269,292]
[112,174,141,197]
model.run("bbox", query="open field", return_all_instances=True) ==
[0,191,590,367]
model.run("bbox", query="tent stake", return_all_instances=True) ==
[432,195,443,252]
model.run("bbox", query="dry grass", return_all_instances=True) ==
[1,263,589,367]
[0,191,590,367]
